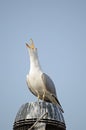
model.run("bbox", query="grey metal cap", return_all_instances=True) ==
[14,101,66,130]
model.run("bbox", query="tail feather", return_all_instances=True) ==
[51,94,64,113]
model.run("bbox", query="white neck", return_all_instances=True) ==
[29,50,42,74]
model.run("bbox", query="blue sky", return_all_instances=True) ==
[0,1,86,130]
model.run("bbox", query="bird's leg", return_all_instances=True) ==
[42,90,45,101]
[37,94,40,102]
[36,90,40,103]
[35,91,41,118]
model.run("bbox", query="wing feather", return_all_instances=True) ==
[41,73,64,113]
[41,73,57,97]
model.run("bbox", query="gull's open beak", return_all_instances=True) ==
[26,39,35,49]
[26,43,30,48]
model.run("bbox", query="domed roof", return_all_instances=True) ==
[14,101,66,130]
[15,101,65,122]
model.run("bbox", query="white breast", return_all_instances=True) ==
[26,69,45,97]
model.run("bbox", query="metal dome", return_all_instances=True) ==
[13,101,66,130]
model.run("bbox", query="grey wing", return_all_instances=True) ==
[41,73,63,111]
[41,73,57,97]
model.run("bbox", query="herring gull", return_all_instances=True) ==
[26,39,64,112]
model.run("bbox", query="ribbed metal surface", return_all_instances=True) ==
[13,101,66,130]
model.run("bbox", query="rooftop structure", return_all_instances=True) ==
[13,101,66,130]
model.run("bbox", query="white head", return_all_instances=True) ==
[26,39,41,70]
[26,39,38,57]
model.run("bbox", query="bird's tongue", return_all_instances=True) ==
[29,43,35,49]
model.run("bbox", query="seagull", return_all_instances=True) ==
[26,39,64,113]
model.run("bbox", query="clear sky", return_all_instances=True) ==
[0,0,86,130]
